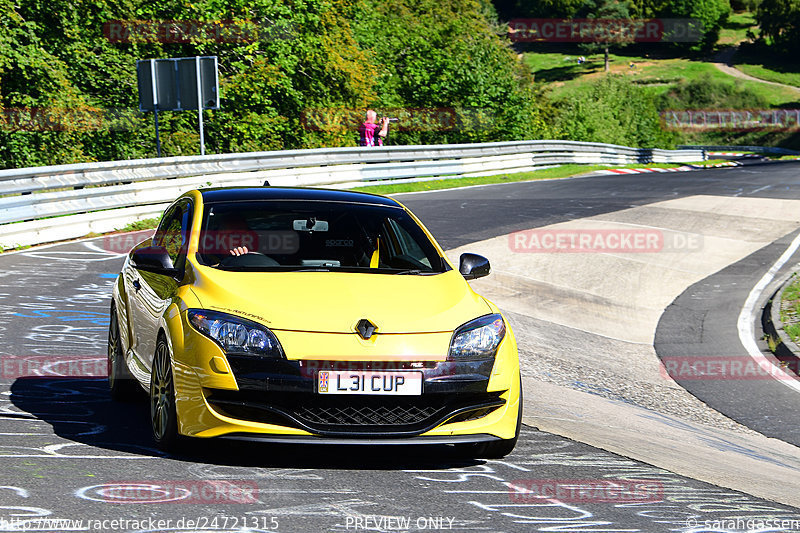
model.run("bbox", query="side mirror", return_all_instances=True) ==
[132,246,179,277]
[459,253,490,280]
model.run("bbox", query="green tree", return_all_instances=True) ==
[633,0,730,49]
[0,0,556,168]
[756,0,800,51]
[493,0,586,18]
[351,0,553,143]
[578,0,635,72]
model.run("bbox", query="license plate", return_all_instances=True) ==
[317,371,423,395]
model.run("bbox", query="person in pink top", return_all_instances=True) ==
[358,109,390,146]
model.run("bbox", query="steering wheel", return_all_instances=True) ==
[218,252,280,268]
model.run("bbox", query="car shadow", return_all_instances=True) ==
[8,377,484,470]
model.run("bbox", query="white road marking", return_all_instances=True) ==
[20,251,120,262]
[737,231,800,393]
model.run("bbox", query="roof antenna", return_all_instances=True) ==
[263,180,270,186]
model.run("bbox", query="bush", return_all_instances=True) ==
[658,73,770,110]
[553,76,677,148]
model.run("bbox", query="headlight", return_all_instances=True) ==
[448,314,506,360]
[187,309,284,358]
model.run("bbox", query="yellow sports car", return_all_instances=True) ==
[109,186,521,457]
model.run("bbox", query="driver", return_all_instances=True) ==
[201,213,253,265]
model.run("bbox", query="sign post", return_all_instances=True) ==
[149,59,161,157]
[195,56,204,155]
[136,56,220,157]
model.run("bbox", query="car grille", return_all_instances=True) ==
[206,390,505,437]
[295,399,440,426]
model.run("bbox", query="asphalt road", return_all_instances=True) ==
[2,162,800,532]
[655,227,800,446]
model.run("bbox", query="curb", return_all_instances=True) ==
[763,268,800,370]
[591,166,694,176]
[686,161,742,169]
[707,152,763,158]
[590,162,741,176]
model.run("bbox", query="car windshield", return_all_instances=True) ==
[196,200,447,274]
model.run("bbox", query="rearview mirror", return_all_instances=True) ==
[132,246,180,277]
[292,218,329,232]
[459,253,490,280]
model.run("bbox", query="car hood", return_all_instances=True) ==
[189,265,491,334]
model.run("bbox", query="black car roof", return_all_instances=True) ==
[197,186,401,207]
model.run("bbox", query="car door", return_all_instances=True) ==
[128,199,193,372]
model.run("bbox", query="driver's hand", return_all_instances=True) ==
[229,246,249,256]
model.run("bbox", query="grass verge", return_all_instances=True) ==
[781,275,800,343]
[117,217,161,232]
[352,162,712,195]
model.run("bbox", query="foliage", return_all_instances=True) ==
[657,73,770,109]
[552,75,677,148]
[756,0,800,51]
[349,0,553,144]
[492,0,586,18]
[0,0,553,169]
[492,0,730,51]
[576,0,635,69]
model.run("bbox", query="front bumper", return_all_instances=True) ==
[170,314,521,441]
[220,433,502,445]
[205,358,505,438]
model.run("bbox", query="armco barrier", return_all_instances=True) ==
[0,140,704,249]
[678,144,799,156]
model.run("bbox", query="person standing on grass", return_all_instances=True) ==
[358,109,389,147]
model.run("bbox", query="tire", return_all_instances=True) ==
[108,304,139,402]
[150,336,180,452]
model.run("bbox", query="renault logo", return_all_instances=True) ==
[356,319,377,340]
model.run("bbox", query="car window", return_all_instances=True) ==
[153,200,193,271]
[196,200,445,273]
[382,219,432,270]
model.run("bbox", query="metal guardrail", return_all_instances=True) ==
[678,144,800,156]
[0,140,705,249]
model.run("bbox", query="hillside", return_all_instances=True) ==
[1,1,800,169]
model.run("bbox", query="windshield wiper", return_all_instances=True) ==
[393,269,438,275]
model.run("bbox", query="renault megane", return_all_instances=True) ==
[108,186,522,457]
